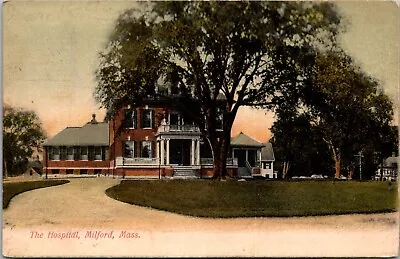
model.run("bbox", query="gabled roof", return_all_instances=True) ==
[43,122,109,146]
[230,132,264,147]
[383,156,398,167]
[261,143,275,161]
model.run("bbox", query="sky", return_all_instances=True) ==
[3,1,399,143]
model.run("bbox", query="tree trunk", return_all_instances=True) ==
[211,133,231,180]
[212,143,222,180]
[211,110,234,180]
[328,143,341,179]
[3,159,8,179]
[334,157,341,179]
[282,161,290,179]
[348,169,353,180]
[219,132,231,179]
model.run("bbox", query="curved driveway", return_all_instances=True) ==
[3,178,399,257]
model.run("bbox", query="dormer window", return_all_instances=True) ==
[142,109,153,129]
[124,109,137,129]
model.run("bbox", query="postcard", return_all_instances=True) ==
[3,1,399,257]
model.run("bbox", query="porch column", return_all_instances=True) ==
[246,150,248,162]
[156,141,160,162]
[166,139,170,165]
[191,139,195,165]
[196,139,200,165]
[160,140,165,165]
[156,141,159,159]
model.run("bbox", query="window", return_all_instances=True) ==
[80,147,88,160]
[262,162,271,170]
[94,169,102,175]
[80,169,88,175]
[102,147,107,160]
[67,147,74,160]
[123,141,135,158]
[142,109,153,128]
[73,146,80,160]
[49,147,60,160]
[95,146,102,160]
[52,169,59,174]
[66,169,73,174]
[124,109,137,129]
[88,146,95,161]
[141,141,153,158]
[170,112,183,126]
[60,146,67,160]
[170,112,179,125]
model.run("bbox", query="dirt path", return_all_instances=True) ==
[3,178,399,257]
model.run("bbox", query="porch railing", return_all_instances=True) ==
[157,124,200,133]
[246,160,261,175]
[116,157,159,166]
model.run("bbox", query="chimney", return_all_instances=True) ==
[90,114,98,124]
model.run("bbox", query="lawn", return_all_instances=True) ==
[106,180,398,217]
[3,179,70,209]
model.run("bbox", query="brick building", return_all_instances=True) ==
[43,100,275,179]
[43,115,110,177]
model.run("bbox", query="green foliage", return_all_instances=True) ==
[95,2,343,178]
[3,106,46,176]
[3,180,69,209]
[106,180,397,217]
[271,50,395,179]
[270,111,333,178]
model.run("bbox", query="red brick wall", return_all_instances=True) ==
[53,168,109,175]
[43,147,111,175]
[110,105,166,159]
[124,168,160,177]
[164,167,174,177]
[252,168,261,175]
[46,160,109,168]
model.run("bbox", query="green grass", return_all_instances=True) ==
[3,180,70,209]
[106,180,398,217]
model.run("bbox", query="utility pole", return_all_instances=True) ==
[354,151,363,181]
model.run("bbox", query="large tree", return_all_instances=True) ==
[3,106,46,177]
[270,107,333,179]
[297,50,394,179]
[95,2,342,179]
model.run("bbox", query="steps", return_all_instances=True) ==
[238,167,252,178]
[173,166,198,179]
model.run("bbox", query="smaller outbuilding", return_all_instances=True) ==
[374,154,398,181]
[260,143,276,179]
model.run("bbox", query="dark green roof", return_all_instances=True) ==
[230,132,264,147]
[43,122,109,146]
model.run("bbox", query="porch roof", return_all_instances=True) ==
[43,122,109,146]
[230,132,264,147]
